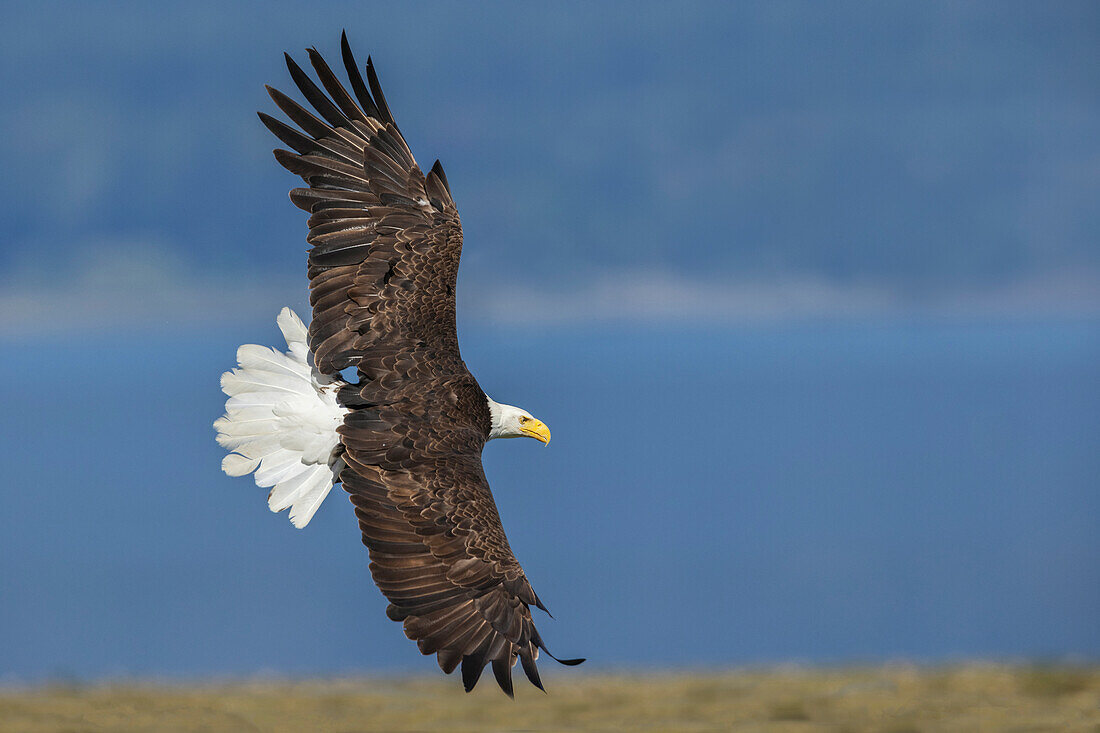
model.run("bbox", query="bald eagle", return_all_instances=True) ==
[214,33,582,696]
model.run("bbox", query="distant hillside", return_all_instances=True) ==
[2,665,1098,732]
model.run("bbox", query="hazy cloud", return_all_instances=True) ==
[463,268,1100,326]
[3,2,1098,297]
[3,3,1098,338]
[0,237,303,338]
[2,240,1096,339]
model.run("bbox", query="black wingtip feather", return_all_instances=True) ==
[258,112,316,156]
[544,649,585,666]
[341,36,383,122]
[429,159,452,196]
[532,629,585,667]
[265,85,333,142]
[305,45,370,126]
[461,655,484,692]
[532,593,552,617]
[284,50,351,130]
[365,56,396,127]
[520,653,545,692]
[492,658,515,698]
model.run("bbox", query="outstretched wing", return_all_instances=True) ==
[341,423,575,697]
[262,34,580,694]
[260,34,460,376]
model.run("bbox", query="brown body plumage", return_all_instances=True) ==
[258,33,581,695]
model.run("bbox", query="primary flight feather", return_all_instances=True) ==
[215,32,582,696]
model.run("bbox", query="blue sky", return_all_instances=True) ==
[2,1,1098,334]
[0,2,1097,680]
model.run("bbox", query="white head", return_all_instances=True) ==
[487,397,551,444]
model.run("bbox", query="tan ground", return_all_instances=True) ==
[1,665,1098,732]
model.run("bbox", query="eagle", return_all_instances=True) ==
[214,33,582,696]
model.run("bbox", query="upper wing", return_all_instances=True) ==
[261,33,461,377]
[262,35,580,694]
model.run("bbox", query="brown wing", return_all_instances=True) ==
[259,35,459,375]
[262,34,581,695]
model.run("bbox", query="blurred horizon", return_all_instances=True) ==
[1,1,1097,682]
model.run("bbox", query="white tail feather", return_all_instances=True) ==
[215,307,348,528]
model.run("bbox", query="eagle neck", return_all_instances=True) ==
[486,396,504,440]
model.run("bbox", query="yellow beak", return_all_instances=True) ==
[520,418,551,445]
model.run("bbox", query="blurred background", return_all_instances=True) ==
[1,1,1096,682]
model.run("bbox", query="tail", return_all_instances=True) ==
[215,308,348,528]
